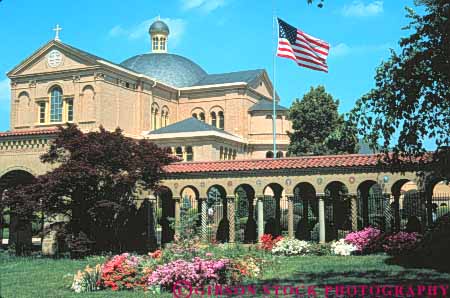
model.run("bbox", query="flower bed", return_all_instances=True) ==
[382,232,421,256]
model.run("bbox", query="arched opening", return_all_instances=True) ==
[235,184,256,243]
[276,151,284,158]
[180,186,201,232]
[262,183,284,237]
[199,112,205,122]
[324,181,351,240]
[50,86,63,122]
[266,151,274,158]
[211,112,217,127]
[357,180,388,231]
[293,182,317,241]
[186,146,193,161]
[218,111,224,129]
[192,113,198,119]
[154,186,174,246]
[391,179,421,232]
[207,185,228,243]
[175,147,183,160]
[432,181,450,220]
[0,170,36,255]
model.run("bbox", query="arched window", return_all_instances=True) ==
[219,146,223,160]
[199,112,205,122]
[186,146,193,161]
[50,87,63,122]
[192,113,198,119]
[266,151,274,158]
[152,37,159,51]
[224,148,228,160]
[218,111,224,130]
[211,112,217,127]
[276,151,284,158]
[175,147,183,159]
[153,108,159,129]
[160,111,165,127]
[233,149,237,160]
[161,107,169,127]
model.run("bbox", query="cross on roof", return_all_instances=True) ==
[53,24,62,41]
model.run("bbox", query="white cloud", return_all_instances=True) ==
[329,42,391,57]
[341,1,383,17]
[181,0,226,13]
[108,17,187,48]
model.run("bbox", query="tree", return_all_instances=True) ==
[351,0,450,178]
[288,85,359,156]
[1,124,176,256]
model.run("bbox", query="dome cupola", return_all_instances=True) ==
[149,18,169,53]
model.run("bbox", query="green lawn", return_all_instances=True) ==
[1,253,449,298]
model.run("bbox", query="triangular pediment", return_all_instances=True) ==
[249,70,278,100]
[8,40,100,77]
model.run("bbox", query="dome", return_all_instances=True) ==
[120,53,207,88]
[149,20,169,35]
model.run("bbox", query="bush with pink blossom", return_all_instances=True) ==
[344,227,383,254]
[382,232,421,256]
[148,257,230,290]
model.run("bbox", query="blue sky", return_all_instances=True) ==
[0,0,427,145]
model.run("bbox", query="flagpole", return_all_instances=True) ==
[272,0,277,159]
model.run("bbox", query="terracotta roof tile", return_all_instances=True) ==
[164,154,382,174]
[0,128,59,138]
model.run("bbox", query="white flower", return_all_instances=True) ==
[271,238,310,256]
[331,239,358,256]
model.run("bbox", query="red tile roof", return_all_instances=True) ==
[164,154,383,174]
[0,128,59,138]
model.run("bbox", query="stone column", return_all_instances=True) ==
[393,192,401,232]
[383,193,392,233]
[227,195,235,243]
[200,198,208,242]
[173,197,181,236]
[287,195,294,237]
[318,194,326,243]
[257,196,264,242]
[350,194,358,231]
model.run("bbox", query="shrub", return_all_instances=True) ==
[382,232,421,256]
[308,242,332,256]
[148,257,229,290]
[229,257,263,283]
[331,239,358,256]
[344,227,383,254]
[271,238,310,256]
[100,253,148,291]
[260,234,282,251]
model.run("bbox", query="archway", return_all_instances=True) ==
[357,180,390,231]
[180,186,201,230]
[324,181,350,240]
[262,183,284,237]
[154,186,174,246]
[293,182,317,241]
[391,179,421,232]
[207,185,228,243]
[235,184,256,243]
[0,170,36,254]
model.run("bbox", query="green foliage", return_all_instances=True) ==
[351,1,450,178]
[1,125,176,256]
[288,86,359,156]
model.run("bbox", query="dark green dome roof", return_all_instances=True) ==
[120,53,207,88]
[149,20,169,35]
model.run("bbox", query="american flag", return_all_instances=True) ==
[277,18,330,73]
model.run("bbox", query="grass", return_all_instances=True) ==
[1,253,449,298]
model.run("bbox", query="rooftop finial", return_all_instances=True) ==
[53,24,62,41]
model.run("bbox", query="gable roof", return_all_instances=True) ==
[193,69,264,86]
[248,99,288,112]
[148,117,235,136]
